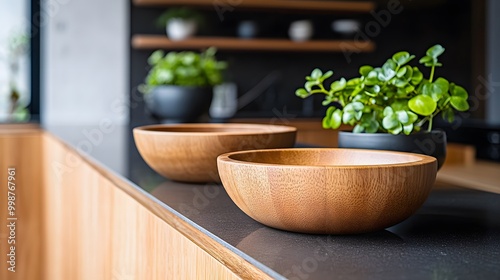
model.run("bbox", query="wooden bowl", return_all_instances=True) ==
[133,124,296,183]
[217,148,437,234]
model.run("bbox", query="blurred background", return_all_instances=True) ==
[1,0,499,171]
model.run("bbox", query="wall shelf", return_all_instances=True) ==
[131,35,375,52]
[133,0,375,13]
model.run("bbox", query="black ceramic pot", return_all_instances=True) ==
[145,86,213,123]
[338,130,447,170]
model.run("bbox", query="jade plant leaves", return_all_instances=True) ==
[450,96,469,111]
[365,70,379,85]
[382,106,417,134]
[422,77,449,101]
[426,44,445,58]
[359,65,374,77]
[442,107,455,123]
[409,95,437,116]
[419,45,445,67]
[148,50,165,65]
[403,124,414,135]
[322,106,335,129]
[383,114,399,130]
[141,48,226,91]
[294,44,470,135]
[331,78,347,92]
[451,84,468,99]
[330,109,343,129]
[311,68,323,79]
[411,67,423,85]
[353,113,379,133]
[392,51,415,66]
[295,88,309,98]
[322,70,333,80]
[396,110,409,124]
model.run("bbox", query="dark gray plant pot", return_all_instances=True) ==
[338,130,446,170]
[145,86,213,123]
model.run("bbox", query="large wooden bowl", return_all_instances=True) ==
[217,148,437,234]
[133,124,296,183]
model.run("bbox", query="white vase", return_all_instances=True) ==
[166,19,197,41]
[288,20,313,42]
[331,19,361,37]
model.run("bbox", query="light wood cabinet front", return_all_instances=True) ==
[1,127,247,280]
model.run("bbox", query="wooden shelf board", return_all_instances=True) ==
[132,35,375,52]
[133,0,376,13]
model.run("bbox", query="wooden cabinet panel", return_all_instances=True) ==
[0,129,44,280]
[42,133,243,279]
[0,126,247,279]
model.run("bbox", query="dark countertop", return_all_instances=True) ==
[46,124,500,279]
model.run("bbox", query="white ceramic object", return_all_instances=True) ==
[288,20,313,42]
[331,19,361,36]
[166,19,197,41]
[210,83,238,119]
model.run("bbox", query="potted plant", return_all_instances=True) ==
[295,45,470,169]
[140,47,227,123]
[4,33,30,122]
[157,7,204,41]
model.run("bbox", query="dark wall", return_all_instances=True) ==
[130,0,474,125]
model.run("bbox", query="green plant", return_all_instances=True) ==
[156,7,204,27]
[3,33,30,122]
[140,48,227,93]
[295,44,470,135]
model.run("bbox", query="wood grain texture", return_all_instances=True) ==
[133,0,376,13]
[437,160,500,194]
[218,148,437,234]
[0,125,272,279]
[0,127,44,280]
[41,133,249,280]
[133,123,296,182]
[444,143,476,166]
[131,35,376,53]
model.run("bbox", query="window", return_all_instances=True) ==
[0,1,31,122]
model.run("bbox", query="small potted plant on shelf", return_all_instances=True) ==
[157,7,204,41]
[139,47,227,123]
[295,44,470,169]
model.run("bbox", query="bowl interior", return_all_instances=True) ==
[134,123,296,135]
[226,149,429,167]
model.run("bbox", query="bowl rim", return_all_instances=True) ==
[217,148,437,169]
[133,123,297,136]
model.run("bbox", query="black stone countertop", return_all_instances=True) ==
[47,124,500,279]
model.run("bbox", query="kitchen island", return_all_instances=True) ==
[1,124,499,280]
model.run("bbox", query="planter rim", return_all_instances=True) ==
[338,130,445,137]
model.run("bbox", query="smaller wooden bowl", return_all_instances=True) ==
[133,124,296,183]
[217,148,437,234]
